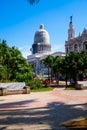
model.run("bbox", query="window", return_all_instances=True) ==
[85,44,87,50]
[66,48,68,53]
[74,44,78,52]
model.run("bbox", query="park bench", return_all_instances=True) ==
[76,81,87,90]
[0,82,30,96]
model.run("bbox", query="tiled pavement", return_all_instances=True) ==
[0,87,87,130]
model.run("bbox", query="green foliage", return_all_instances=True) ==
[16,72,33,83]
[1,38,87,88]
[65,86,76,90]
[43,51,87,86]
[0,66,7,81]
[62,52,87,84]
[0,39,33,83]
[31,86,53,92]
[43,55,64,84]
[27,79,43,89]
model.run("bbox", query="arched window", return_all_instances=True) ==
[66,47,68,53]
[74,44,78,52]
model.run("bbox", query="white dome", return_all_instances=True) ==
[34,24,50,45]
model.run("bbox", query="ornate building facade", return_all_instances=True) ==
[65,16,87,54]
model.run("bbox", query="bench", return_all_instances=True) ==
[76,81,87,90]
[0,82,30,96]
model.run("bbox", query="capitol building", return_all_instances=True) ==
[27,24,65,75]
[27,16,87,74]
[27,17,87,75]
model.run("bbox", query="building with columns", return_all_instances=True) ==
[27,24,65,75]
[65,16,87,54]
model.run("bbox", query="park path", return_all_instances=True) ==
[0,87,87,129]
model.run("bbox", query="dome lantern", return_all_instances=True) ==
[40,24,44,29]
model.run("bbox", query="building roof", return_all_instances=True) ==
[33,24,50,45]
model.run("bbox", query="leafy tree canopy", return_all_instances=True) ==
[0,39,33,83]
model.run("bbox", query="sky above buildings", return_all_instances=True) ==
[0,0,87,58]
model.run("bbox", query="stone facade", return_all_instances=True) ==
[27,24,65,75]
[27,51,65,75]
[27,52,51,74]
[65,16,87,54]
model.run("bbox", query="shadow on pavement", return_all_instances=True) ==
[0,101,87,129]
[0,99,36,109]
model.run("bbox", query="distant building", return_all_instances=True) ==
[65,16,87,54]
[27,24,65,75]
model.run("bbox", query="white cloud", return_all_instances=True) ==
[19,45,32,58]
[18,43,65,58]
[22,51,31,58]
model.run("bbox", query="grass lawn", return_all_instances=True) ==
[65,87,76,90]
[31,87,54,92]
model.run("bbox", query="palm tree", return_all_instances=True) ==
[0,40,9,65]
[27,0,39,5]
[61,56,70,86]
[79,51,87,80]
[62,52,86,86]
[53,56,63,85]
[43,55,54,79]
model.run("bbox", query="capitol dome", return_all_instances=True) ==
[32,24,51,54]
[34,24,50,45]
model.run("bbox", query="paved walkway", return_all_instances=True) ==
[0,87,87,130]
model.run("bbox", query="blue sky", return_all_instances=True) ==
[0,0,87,58]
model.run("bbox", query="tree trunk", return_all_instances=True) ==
[65,74,68,87]
[54,73,59,86]
[48,67,49,78]
[72,72,78,87]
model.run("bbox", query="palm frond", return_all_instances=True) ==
[27,0,39,5]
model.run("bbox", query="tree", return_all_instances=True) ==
[0,66,7,81]
[9,46,33,81]
[52,56,63,84]
[64,52,80,85]
[0,40,9,65]
[78,51,87,80]
[61,56,71,86]
[27,0,39,5]
[0,40,33,83]
[62,52,87,86]
[43,55,54,79]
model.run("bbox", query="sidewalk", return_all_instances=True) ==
[0,87,87,129]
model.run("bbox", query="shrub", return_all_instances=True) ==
[15,72,33,84]
[27,79,43,90]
